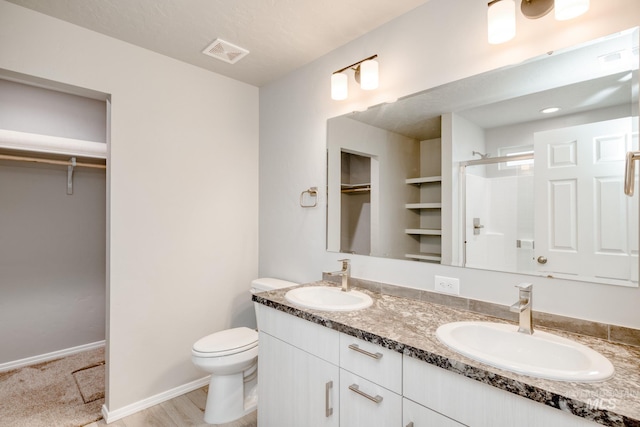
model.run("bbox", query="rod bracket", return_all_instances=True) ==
[67,157,76,195]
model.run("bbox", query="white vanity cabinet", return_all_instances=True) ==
[257,305,403,426]
[257,306,340,427]
[339,334,403,426]
[257,304,600,427]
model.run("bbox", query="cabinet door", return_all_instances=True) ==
[258,331,339,427]
[403,398,465,427]
[340,369,402,427]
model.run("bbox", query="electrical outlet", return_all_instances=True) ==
[434,275,460,295]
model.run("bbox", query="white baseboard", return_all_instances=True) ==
[0,340,105,373]
[102,375,211,423]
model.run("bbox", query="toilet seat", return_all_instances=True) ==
[192,327,258,358]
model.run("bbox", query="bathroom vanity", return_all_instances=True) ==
[254,282,640,427]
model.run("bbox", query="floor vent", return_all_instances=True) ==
[202,38,249,64]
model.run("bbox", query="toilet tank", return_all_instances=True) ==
[250,277,298,294]
[251,278,298,329]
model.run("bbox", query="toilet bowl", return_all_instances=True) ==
[191,327,259,424]
[191,277,297,424]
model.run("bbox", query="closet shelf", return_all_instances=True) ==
[405,176,441,185]
[405,229,442,236]
[0,129,107,195]
[341,183,371,194]
[405,253,442,262]
[405,203,442,209]
[0,128,106,159]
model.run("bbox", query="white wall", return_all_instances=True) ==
[259,0,640,328]
[0,0,259,414]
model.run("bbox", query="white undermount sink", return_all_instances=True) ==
[285,286,373,312]
[436,321,614,382]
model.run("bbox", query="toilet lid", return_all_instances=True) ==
[193,327,258,355]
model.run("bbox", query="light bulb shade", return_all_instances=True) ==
[331,72,348,100]
[487,0,516,45]
[554,0,589,20]
[359,59,379,90]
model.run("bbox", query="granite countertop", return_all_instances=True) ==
[253,281,640,427]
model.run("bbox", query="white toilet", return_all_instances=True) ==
[191,277,297,424]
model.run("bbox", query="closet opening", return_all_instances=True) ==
[0,72,109,426]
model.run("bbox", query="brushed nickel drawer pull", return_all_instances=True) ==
[325,381,333,417]
[348,343,383,359]
[348,384,383,404]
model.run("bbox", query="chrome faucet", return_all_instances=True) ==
[328,259,351,292]
[509,283,533,335]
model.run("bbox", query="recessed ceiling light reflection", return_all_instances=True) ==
[540,107,561,114]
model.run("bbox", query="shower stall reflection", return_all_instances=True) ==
[460,153,535,274]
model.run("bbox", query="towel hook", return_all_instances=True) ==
[300,187,318,208]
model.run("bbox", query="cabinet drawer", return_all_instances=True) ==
[340,369,402,427]
[257,305,339,365]
[339,333,402,393]
[403,398,464,427]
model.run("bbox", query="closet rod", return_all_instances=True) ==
[0,153,106,169]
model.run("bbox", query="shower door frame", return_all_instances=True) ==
[458,152,534,268]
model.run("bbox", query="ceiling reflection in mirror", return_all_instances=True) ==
[327,28,639,287]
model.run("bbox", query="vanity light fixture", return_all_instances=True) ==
[487,0,590,45]
[554,0,590,20]
[488,0,516,45]
[331,55,378,101]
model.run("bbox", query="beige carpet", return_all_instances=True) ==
[0,347,105,427]
[73,363,105,404]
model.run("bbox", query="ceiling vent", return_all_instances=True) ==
[202,39,249,64]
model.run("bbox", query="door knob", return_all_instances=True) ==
[473,217,484,235]
[537,256,547,264]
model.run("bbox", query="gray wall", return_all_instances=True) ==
[0,80,106,364]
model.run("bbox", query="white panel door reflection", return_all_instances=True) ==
[534,117,638,284]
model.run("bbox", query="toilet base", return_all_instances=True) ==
[203,370,257,424]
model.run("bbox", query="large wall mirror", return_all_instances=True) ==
[327,28,639,287]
